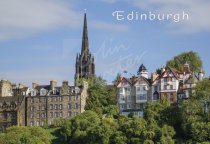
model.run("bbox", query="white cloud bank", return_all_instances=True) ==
[131,0,210,33]
[0,0,82,41]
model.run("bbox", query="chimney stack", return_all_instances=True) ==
[161,66,165,74]
[151,72,159,82]
[32,82,39,89]
[50,80,57,90]
[62,80,69,86]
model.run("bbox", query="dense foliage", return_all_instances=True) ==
[0,126,52,144]
[166,51,202,73]
[85,76,118,116]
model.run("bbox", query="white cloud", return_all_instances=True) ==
[0,0,82,41]
[131,0,210,33]
[90,21,129,32]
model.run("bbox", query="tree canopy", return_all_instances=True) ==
[0,126,52,144]
[166,51,202,73]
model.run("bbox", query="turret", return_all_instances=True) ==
[137,64,148,79]
[198,68,204,81]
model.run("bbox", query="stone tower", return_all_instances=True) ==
[75,13,95,85]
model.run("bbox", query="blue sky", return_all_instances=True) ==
[0,0,210,86]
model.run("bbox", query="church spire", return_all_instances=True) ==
[81,13,89,56]
[75,12,95,85]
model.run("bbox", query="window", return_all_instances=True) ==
[75,95,79,101]
[136,94,147,100]
[59,104,63,110]
[170,93,174,102]
[127,104,131,109]
[54,97,58,102]
[37,113,40,118]
[75,103,78,109]
[31,98,34,103]
[30,106,34,111]
[50,104,53,110]
[136,103,140,109]
[54,112,58,118]
[68,104,71,109]
[136,87,141,92]
[136,103,144,110]
[119,88,123,93]
[120,104,124,109]
[68,111,72,117]
[30,121,34,126]
[41,113,45,118]
[68,96,71,101]
[170,85,173,90]
[119,94,125,101]
[164,85,167,90]
[167,77,172,82]
[37,121,40,126]
[60,112,63,117]
[125,87,130,94]
[31,91,36,96]
[127,95,131,102]
[30,114,34,119]
[37,98,40,103]
[41,89,46,96]
[50,97,53,102]
[164,78,167,82]
[37,106,40,111]
[42,106,46,111]
[59,97,62,102]
[50,112,53,118]
[153,92,159,100]
[54,104,58,110]
[43,97,46,102]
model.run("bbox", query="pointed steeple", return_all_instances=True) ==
[75,12,95,85]
[81,13,89,57]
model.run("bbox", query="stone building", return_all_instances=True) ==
[0,94,25,132]
[75,13,95,85]
[116,63,203,117]
[25,80,88,126]
[0,79,13,97]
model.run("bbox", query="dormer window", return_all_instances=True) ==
[40,89,47,96]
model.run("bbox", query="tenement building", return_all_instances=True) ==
[0,79,88,129]
[75,13,95,85]
[26,80,88,126]
[0,81,26,132]
[116,63,204,117]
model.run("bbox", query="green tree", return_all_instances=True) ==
[166,51,202,73]
[85,76,117,116]
[0,126,52,144]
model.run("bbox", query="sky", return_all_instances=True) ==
[0,0,210,87]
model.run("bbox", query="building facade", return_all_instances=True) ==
[117,64,151,117]
[26,80,88,126]
[75,13,95,85]
[0,94,25,132]
[117,63,204,117]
